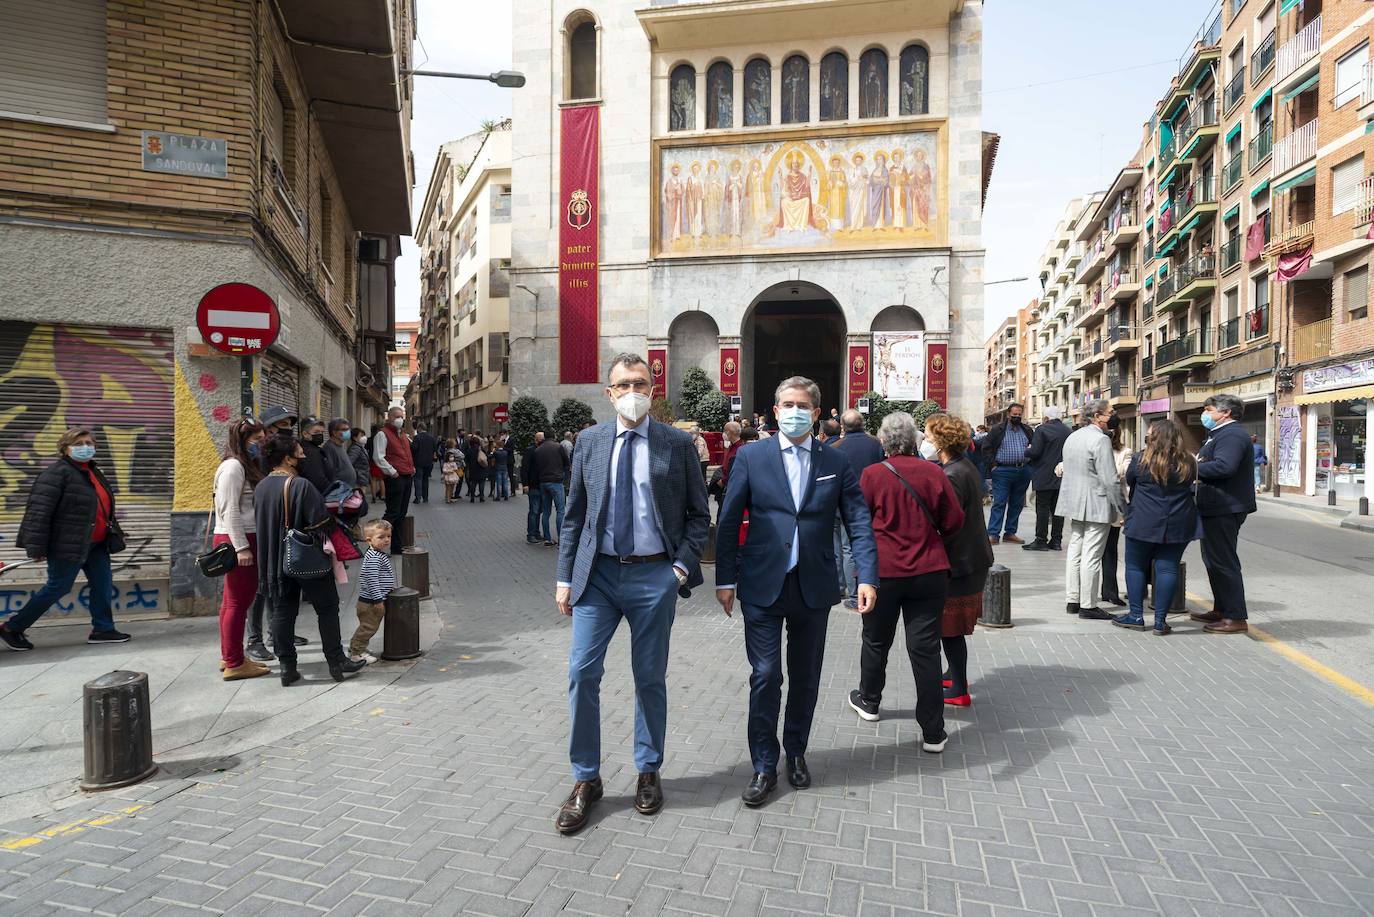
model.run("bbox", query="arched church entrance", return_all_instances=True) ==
[741,282,847,419]
[667,311,720,409]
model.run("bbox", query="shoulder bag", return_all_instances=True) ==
[880,461,939,531]
[281,476,331,579]
[195,507,237,577]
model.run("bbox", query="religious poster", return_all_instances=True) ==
[926,342,948,409]
[872,331,924,401]
[559,105,599,384]
[1277,405,1301,487]
[718,347,740,396]
[847,344,869,408]
[654,126,944,258]
[647,348,667,395]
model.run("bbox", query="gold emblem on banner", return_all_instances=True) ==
[651,357,664,379]
[567,189,592,230]
[931,353,945,373]
[852,354,866,376]
[722,356,737,377]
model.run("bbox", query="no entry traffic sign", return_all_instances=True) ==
[196,283,280,356]
[492,405,510,424]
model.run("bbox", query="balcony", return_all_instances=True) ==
[1264,218,1315,258]
[1246,303,1269,340]
[1108,378,1138,408]
[1220,234,1242,273]
[1177,176,1218,226]
[1217,316,1241,352]
[1223,67,1246,115]
[1178,9,1223,91]
[1107,206,1140,248]
[1273,119,1317,175]
[1276,14,1321,86]
[1108,266,1141,301]
[1222,150,1243,194]
[1077,236,1108,283]
[1175,252,1219,302]
[1155,328,1215,373]
[1108,323,1139,354]
[1251,29,1275,84]
[1142,296,1154,320]
[1175,97,1220,157]
[1293,318,1332,363]
[1141,355,1154,378]
[1358,176,1374,225]
[1160,137,1178,173]
[1156,271,1181,310]
[1361,62,1374,122]
[1248,122,1273,172]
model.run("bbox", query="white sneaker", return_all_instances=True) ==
[921,734,948,754]
[350,653,377,665]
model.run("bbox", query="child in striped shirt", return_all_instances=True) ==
[351,519,397,663]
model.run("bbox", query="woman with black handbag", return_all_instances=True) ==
[1,427,131,651]
[212,420,269,681]
[253,432,365,686]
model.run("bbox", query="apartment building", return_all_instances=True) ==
[390,321,421,409]
[0,0,413,616]
[415,124,514,437]
[984,301,1037,426]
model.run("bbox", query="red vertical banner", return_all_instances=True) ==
[718,347,740,396]
[926,342,948,408]
[847,344,869,408]
[559,105,600,384]
[647,348,667,396]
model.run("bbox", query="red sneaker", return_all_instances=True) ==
[943,694,972,707]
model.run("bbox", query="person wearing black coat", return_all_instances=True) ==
[462,435,485,503]
[1,428,129,650]
[410,427,438,503]
[296,417,331,496]
[1022,409,1070,551]
[522,436,544,544]
[1190,394,1258,635]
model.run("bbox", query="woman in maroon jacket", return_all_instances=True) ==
[848,411,964,753]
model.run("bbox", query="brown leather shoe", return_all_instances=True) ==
[1002,534,1024,544]
[555,778,603,834]
[634,771,663,815]
[1189,611,1223,623]
[1203,618,1249,635]
[988,536,1001,545]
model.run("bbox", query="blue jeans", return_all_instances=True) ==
[832,516,855,599]
[988,465,1032,538]
[495,469,510,499]
[540,482,566,542]
[1123,536,1187,624]
[6,543,116,633]
[526,487,544,540]
[568,555,678,780]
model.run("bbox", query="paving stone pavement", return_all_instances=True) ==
[1,498,1372,916]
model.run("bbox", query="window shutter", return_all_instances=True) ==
[0,0,107,124]
[1332,155,1364,215]
[1346,267,1369,316]
[1334,44,1368,107]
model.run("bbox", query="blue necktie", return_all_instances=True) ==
[613,429,637,556]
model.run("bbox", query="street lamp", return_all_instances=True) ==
[985,276,1029,285]
[403,69,526,88]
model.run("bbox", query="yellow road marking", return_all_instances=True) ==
[0,806,143,851]
[1187,592,1374,708]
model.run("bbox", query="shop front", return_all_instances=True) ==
[1183,372,1274,485]
[1292,357,1374,502]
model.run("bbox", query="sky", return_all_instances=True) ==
[397,0,1223,336]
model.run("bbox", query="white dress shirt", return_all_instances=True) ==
[600,418,666,558]
[781,434,812,572]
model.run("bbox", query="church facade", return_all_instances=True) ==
[511,0,987,422]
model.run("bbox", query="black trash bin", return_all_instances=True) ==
[382,587,423,661]
[81,671,157,791]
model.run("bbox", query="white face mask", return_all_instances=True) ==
[614,392,651,423]
[392,418,405,429]
[919,440,939,461]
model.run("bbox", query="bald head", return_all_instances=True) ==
[841,409,865,433]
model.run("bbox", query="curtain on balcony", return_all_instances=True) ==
[1245,215,1268,261]
[1276,242,1313,282]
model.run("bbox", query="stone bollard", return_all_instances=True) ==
[400,515,415,550]
[81,671,157,791]
[382,587,423,661]
[1150,560,1187,614]
[979,564,1013,628]
[1359,497,1369,516]
[401,547,430,599]
[701,523,718,564]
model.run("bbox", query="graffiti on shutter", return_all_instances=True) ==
[258,352,301,421]
[0,322,174,621]
[318,383,335,422]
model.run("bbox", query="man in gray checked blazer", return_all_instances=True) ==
[552,353,711,835]
[1056,398,1125,620]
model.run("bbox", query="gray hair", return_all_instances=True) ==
[840,409,865,433]
[724,420,741,436]
[878,411,922,456]
[1085,398,1111,419]
[774,375,821,407]
[606,352,650,381]
[1043,405,1062,421]
[1204,393,1244,421]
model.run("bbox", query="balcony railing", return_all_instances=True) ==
[1251,29,1276,83]
[1293,317,1332,363]
[1273,119,1317,174]
[1178,177,1217,223]
[1143,296,1154,320]
[1224,67,1246,114]
[1218,316,1240,351]
[1156,328,1213,370]
[1141,355,1154,377]
[1221,235,1241,272]
[1157,271,1179,304]
[1276,14,1321,84]
[1358,176,1374,225]
[1363,61,1374,108]
[1272,218,1315,248]
[1246,303,1269,340]
[1222,151,1243,193]
[1175,97,1218,150]
[1249,122,1273,171]
[1160,138,1177,172]
[1108,265,1137,292]
[1107,203,1138,236]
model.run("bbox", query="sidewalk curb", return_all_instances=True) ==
[1340,514,1374,533]
[1255,493,1351,518]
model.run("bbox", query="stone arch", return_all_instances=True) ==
[667,310,720,410]
[741,281,847,417]
[871,304,925,332]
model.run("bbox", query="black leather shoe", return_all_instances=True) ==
[245,641,274,663]
[786,756,811,789]
[741,772,777,807]
[1066,602,1081,615]
[293,635,308,647]
[555,778,603,834]
[634,771,663,815]
[330,657,366,681]
[1078,607,1113,621]
[1021,541,1050,552]
[280,668,302,687]
[1048,541,1062,551]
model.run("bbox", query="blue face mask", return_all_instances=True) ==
[69,445,96,463]
[1200,411,1217,431]
[341,430,351,441]
[247,441,261,458]
[776,407,815,439]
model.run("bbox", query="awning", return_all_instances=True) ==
[1158,234,1182,257]
[1295,384,1374,405]
[1179,214,1202,237]
[1159,162,1183,188]
[1279,0,1300,14]
[1226,122,1242,143]
[1274,166,1317,194]
[1282,72,1320,103]
[1250,178,1270,198]
[1180,134,1204,161]
[1224,204,1240,222]
[1144,274,1154,287]
[1251,87,1272,110]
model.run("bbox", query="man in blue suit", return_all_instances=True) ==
[553,354,711,834]
[831,409,885,607]
[1189,393,1257,635]
[716,376,879,806]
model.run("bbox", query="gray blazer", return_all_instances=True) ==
[1054,425,1124,524]
[557,418,711,604]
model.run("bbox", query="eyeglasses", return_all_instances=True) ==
[778,401,814,410]
[608,380,651,394]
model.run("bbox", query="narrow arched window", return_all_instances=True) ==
[780,54,809,124]
[669,64,695,131]
[567,17,598,100]
[860,48,888,118]
[743,58,770,126]
[899,44,929,115]
[706,61,733,129]
[819,51,848,121]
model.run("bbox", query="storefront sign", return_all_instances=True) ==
[141,130,228,179]
[873,331,924,401]
[1277,405,1301,487]
[647,348,667,395]
[847,344,869,408]
[558,106,600,384]
[926,342,947,409]
[1139,396,1171,414]
[1183,374,1272,403]
[1303,357,1374,395]
[718,347,740,396]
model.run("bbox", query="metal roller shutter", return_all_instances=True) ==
[0,322,174,619]
[318,383,335,423]
[1,0,108,125]
[259,352,302,422]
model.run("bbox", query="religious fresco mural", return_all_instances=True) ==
[655,127,943,257]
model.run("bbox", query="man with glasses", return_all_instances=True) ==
[552,354,710,834]
[1190,393,1256,634]
[1055,398,1126,620]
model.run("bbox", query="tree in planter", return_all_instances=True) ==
[649,396,675,424]
[551,398,595,437]
[677,366,713,421]
[860,392,942,435]
[508,396,549,453]
[695,390,731,431]
[910,399,942,431]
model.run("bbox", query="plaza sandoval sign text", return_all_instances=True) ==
[141,131,228,179]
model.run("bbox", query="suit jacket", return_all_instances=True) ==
[557,418,711,604]
[410,432,438,469]
[1025,419,1070,491]
[832,430,885,479]
[1054,425,1124,524]
[715,436,879,609]
[1196,422,1257,517]
[1124,454,1201,543]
